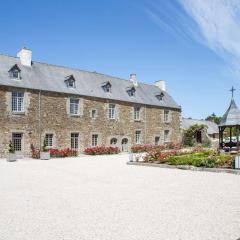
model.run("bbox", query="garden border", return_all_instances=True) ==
[127,161,240,175]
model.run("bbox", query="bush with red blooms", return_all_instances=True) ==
[31,144,40,159]
[49,148,78,158]
[84,146,120,155]
[131,143,182,153]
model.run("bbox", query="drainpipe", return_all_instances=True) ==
[144,104,147,144]
[38,90,42,150]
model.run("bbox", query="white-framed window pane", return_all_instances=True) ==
[70,98,79,115]
[45,134,53,148]
[91,109,97,119]
[12,92,24,112]
[134,106,140,120]
[164,110,170,122]
[164,130,170,142]
[71,133,79,149]
[92,134,98,147]
[108,104,115,119]
[12,133,23,151]
[135,130,141,144]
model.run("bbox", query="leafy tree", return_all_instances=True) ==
[205,113,222,124]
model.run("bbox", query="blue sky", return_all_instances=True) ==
[0,0,239,119]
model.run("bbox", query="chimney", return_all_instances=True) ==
[130,73,138,87]
[155,80,166,91]
[17,47,32,67]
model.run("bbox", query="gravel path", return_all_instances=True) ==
[0,154,240,240]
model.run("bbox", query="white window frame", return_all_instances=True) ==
[134,106,141,121]
[70,98,80,116]
[164,130,170,143]
[45,134,53,148]
[71,133,79,150]
[12,133,23,152]
[164,110,170,123]
[12,91,25,113]
[135,130,141,144]
[91,109,97,119]
[92,134,98,147]
[108,104,116,120]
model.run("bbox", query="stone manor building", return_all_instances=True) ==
[0,48,181,157]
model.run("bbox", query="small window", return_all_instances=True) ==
[135,130,141,144]
[91,109,97,119]
[92,134,98,147]
[71,133,79,150]
[126,87,136,97]
[164,130,170,143]
[110,138,117,145]
[156,92,164,101]
[9,64,21,80]
[108,104,116,119]
[164,110,170,123]
[70,98,79,115]
[12,92,24,113]
[102,82,111,93]
[155,136,160,145]
[134,106,141,121]
[45,134,53,148]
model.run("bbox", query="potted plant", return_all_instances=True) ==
[7,140,17,162]
[40,139,50,160]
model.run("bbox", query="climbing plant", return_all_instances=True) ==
[183,124,206,147]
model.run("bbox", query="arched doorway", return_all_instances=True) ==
[121,138,128,152]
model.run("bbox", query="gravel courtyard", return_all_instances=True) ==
[0,154,240,240]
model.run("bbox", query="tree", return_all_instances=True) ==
[205,113,222,124]
[183,124,206,146]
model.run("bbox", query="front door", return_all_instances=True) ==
[121,138,128,152]
[12,133,23,156]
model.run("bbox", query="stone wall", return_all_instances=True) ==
[0,86,181,157]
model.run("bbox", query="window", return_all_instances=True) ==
[65,75,76,88]
[135,130,141,144]
[164,130,170,143]
[164,110,170,122]
[108,104,116,119]
[45,134,53,148]
[12,133,23,151]
[102,82,111,93]
[70,98,79,115]
[92,134,98,147]
[155,136,160,145]
[9,64,21,80]
[126,87,136,97]
[91,109,97,119]
[134,106,141,121]
[156,92,164,101]
[110,138,117,145]
[71,133,79,150]
[12,92,24,113]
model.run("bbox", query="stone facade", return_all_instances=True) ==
[0,85,181,157]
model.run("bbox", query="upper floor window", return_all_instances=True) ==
[9,64,21,80]
[126,87,136,97]
[92,134,98,147]
[108,104,116,119]
[91,109,97,119]
[65,75,76,88]
[70,98,79,115]
[134,106,141,121]
[135,130,141,144]
[156,92,164,101]
[12,92,24,113]
[164,110,171,123]
[102,82,111,93]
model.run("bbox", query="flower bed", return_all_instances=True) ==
[84,146,120,155]
[49,148,78,158]
[131,143,182,153]
[143,147,234,168]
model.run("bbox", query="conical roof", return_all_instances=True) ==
[219,98,240,126]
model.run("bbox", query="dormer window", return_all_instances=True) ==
[65,75,76,88]
[102,82,111,93]
[126,87,136,97]
[9,64,21,80]
[156,92,164,101]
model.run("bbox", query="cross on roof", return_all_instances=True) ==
[230,86,236,98]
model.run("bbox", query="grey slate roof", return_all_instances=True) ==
[181,118,218,134]
[219,98,240,126]
[0,54,181,110]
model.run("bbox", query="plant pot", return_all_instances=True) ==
[6,153,17,162]
[40,152,50,160]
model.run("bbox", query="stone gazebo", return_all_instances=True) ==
[219,87,240,151]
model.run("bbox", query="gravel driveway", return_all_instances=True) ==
[0,154,240,240]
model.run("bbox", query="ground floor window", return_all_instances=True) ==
[164,130,170,143]
[12,133,23,151]
[45,134,53,148]
[71,133,79,149]
[110,138,117,145]
[155,136,160,145]
[92,134,98,147]
[135,130,141,144]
